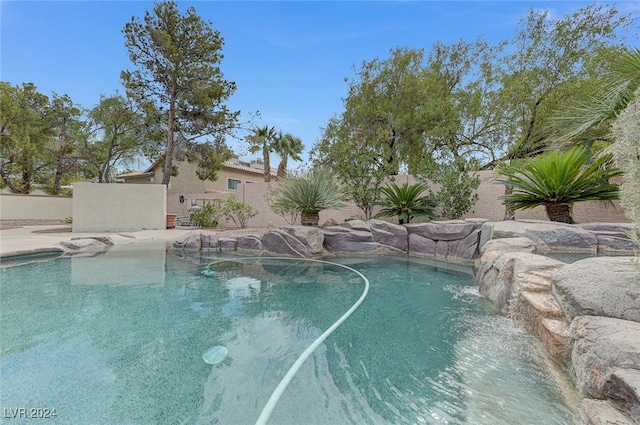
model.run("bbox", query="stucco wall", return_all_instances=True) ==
[0,193,73,220]
[72,182,166,232]
[221,171,629,229]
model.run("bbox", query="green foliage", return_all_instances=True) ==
[270,169,346,218]
[0,82,52,193]
[219,197,257,229]
[312,117,390,220]
[190,203,220,229]
[82,93,146,183]
[374,182,436,224]
[246,125,277,182]
[421,159,481,220]
[496,148,623,223]
[272,132,303,180]
[611,88,640,269]
[121,0,239,186]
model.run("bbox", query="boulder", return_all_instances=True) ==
[322,224,378,253]
[603,368,640,414]
[479,237,537,255]
[579,222,635,237]
[579,399,636,425]
[552,257,640,322]
[368,219,408,251]
[280,226,324,255]
[408,233,436,255]
[236,235,263,251]
[448,229,481,260]
[218,237,237,251]
[476,251,564,312]
[261,229,317,257]
[595,234,639,252]
[479,220,598,253]
[570,316,640,399]
[60,236,113,253]
[405,220,477,241]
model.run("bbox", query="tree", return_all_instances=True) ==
[121,0,239,186]
[82,93,147,183]
[313,116,391,220]
[246,125,277,182]
[0,82,51,193]
[42,93,85,195]
[492,4,633,165]
[374,182,436,224]
[496,148,622,224]
[272,132,303,180]
[551,48,640,152]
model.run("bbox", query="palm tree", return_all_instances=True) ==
[272,132,303,179]
[270,168,345,226]
[552,48,640,150]
[246,125,277,182]
[495,148,623,224]
[374,182,436,224]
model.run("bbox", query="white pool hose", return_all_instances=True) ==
[203,257,370,425]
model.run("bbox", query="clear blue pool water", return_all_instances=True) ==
[1,242,578,424]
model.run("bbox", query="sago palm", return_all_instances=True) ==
[495,148,622,224]
[374,182,436,224]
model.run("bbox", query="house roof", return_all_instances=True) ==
[117,158,278,179]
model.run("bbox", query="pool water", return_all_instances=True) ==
[0,242,579,424]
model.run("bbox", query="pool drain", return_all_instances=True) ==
[202,345,228,365]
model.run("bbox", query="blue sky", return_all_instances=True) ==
[2,1,639,169]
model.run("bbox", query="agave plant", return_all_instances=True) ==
[495,148,623,224]
[374,182,436,224]
[269,169,346,226]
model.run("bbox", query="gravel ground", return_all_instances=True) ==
[0,219,67,230]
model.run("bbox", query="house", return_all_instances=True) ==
[118,156,277,217]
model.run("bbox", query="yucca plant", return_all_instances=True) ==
[270,169,346,226]
[374,182,436,224]
[495,148,623,224]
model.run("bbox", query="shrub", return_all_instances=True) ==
[190,203,220,228]
[220,197,257,229]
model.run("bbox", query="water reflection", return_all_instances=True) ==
[71,241,166,286]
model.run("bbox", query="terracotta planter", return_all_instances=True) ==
[166,214,178,229]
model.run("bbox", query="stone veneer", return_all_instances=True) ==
[70,218,640,425]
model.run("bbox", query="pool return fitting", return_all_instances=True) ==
[201,257,370,425]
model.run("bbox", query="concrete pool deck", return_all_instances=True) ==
[0,225,194,258]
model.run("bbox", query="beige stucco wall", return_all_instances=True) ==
[224,171,630,229]
[0,193,73,220]
[72,182,166,232]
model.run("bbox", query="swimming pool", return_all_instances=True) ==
[1,241,578,424]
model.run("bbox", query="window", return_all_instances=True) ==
[147,177,154,183]
[227,178,241,190]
